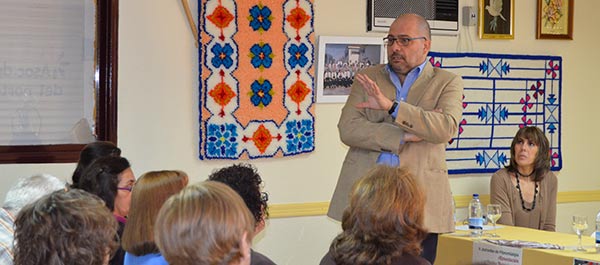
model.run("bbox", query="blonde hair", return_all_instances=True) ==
[155,181,255,265]
[122,170,188,255]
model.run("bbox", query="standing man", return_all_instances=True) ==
[327,14,463,263]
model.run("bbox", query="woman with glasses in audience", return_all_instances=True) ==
[321,165,430,265]
[209,164,275,265]
[122,170,188,265]
[155,181,255,265]
[14,189,119,265]
[76,156,135,265]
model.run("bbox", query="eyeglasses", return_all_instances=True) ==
[383,36,427,47]
[261,192,269,203]
[117,186,133,192]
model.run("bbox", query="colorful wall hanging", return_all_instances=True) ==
[428,52,562,174]
[199,0,315,159]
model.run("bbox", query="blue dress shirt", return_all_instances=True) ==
[376,60,427,166]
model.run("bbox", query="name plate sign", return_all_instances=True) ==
[473,241,523,265]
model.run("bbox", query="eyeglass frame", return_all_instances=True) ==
[383,35,427,47]
[117,186,133,192]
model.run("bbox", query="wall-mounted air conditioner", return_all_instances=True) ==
[367,0,459,35]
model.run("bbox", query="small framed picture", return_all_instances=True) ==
[479,0,514,39]
[316,36,385,103]
[536,0,573,39]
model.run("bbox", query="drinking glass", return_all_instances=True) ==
[486,204,501,237]
[571,215,588,252]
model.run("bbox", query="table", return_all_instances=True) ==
[435,225,600,265]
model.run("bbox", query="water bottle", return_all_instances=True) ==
[596,210,600,253]
[468,193,483,237]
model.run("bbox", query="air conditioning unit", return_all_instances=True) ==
[367,0,459,35]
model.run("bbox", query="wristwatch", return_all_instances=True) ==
[388,101,398,115]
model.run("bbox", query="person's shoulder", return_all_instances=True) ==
[543,170,558,184]
[0,208,14,224]
[357,64,386,75]
[124,252,168,265]
[491,168,509,179]
[319,250,335,265]
[251,249,277,265]
[430,65,460,79]
[0,251,14,265]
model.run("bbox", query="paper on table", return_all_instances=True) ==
[483,239,564,250]
[455,225,504,231]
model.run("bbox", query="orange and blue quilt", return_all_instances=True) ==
[199,0,315,159]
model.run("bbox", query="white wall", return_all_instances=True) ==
[1,1,599,264]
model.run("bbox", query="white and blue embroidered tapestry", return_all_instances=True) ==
[428,52,562,174]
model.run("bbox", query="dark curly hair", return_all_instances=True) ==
[72,141,121,187]
[208,163,268,224]
[14,189,118,265]
[330,166,428,264]
[76,156,130,211]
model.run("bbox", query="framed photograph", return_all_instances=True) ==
[316,36,385,103]
[536,0,573,39]
[479,0,514,39]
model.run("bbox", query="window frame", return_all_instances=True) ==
[0,0,118,164]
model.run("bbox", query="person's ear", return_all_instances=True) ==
[238,232,252,265]
[422,39,431,55]
[254,217,266,234]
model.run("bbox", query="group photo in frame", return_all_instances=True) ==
[536,0,573,39]
[479,0,514,39]
[316,36,385,103]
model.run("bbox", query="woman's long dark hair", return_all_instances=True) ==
[76,156,130,211]
[72,141,121,187]
[506,126,551,182]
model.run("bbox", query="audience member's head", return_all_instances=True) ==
[72,141,121,187]
[155,181,255,265]
[208,163,269,232]
[329,166,428,264]
[3,174,66,214]
[76,156,134,218]
[13,189,118,265]
[122,170,188,256]
[1,174,66,265]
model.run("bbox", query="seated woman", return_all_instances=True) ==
[490,126,557,231]
[13,189,118,265]
[76,156,136,265]
[121,170,188,265]
[208,164,276,265]
[154,181,255,265]
[320,165,430,265]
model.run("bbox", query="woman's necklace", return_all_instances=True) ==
[515,170,538,212]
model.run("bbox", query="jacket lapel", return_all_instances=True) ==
[406,63,434,105]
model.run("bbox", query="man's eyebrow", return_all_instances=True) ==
[387,34,410,38]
